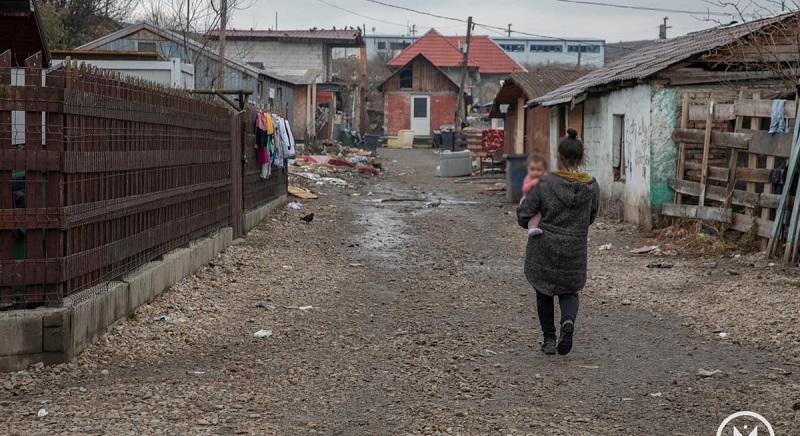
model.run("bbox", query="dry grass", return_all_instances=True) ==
[655,218,762,257]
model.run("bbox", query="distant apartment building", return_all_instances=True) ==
[336,34,605,67]
[491,37,605,67]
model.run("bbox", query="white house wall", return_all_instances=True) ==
[581,84,653,227]
[224,40,326,81]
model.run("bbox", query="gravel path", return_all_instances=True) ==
[2,148,799,435]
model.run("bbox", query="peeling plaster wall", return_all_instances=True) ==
[649,87,680,227]
[548,107,560,171]
[581,84,654,227]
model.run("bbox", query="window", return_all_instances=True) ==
[499,43,525,52]
[399,67,412,89]
[276,87,283,101]
[612,114,626,182]
[138,41,157,52]
[530,44,563,53]
[257,81,263,99]
[413,97,427,118]
[377,41,386,50]
[568,44,601,53]
[390,41,411,50]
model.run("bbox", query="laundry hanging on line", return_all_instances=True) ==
[255,110,296,179]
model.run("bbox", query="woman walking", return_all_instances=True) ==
[517,128,599,355]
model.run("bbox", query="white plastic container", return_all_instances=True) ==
[436,150,472,177]
[397,129,414,149]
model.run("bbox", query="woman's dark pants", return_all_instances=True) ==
[536,292,579,340]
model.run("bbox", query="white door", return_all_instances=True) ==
[410,95,430,136]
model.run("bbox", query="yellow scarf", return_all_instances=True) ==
[554,170,593,183]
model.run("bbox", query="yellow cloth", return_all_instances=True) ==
[263,113,274,135]
[554,170,593,183]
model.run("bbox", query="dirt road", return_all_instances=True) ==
[2,149,799,435]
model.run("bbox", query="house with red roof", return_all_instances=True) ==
[379,29,525,137]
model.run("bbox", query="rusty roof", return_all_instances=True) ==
[508,68,592,100]
[387,29,525,74]
[533,12,798,107]
[207,29,364,46]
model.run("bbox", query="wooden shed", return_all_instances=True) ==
[490,68,589,157]
[0,0,51,67]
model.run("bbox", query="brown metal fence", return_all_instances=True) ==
[1,51,287,310]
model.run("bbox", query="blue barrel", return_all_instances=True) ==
[506,154,528,203]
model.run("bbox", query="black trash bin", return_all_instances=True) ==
[441,131,455,151]
[361,134,379,155]
[506,154,528,203]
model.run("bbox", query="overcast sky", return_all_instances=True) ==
[221,0,785,42]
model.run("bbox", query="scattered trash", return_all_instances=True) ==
[630,245,659,255]
[486,183,506,192]
[254,329,273,338]
[577,364,600,370]
[717,332,729,338]
[29,362,44,369]
[282,265,293,270]
[187,370,206,375]
[598,243,612,251]
[286,305,313,311]
[37,409,48,418]
[649,392,663,398]
[153,315,172,322]
[621,299,632,306]
[622,398,635,402]
[697,368,723,378]
[288,185,318,200]
[647,261,673,269]
[481,349,498,356]
[702,262,718,268]
[425,200,442,208]
[349,263,364,267]
[101,369,109,376]
[768,262,776,267]
[287,201,302,210]
[662,250,680,257]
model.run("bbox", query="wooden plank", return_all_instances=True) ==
[745,129,792,157]
[731,213,773,239]
[736,97,797,119]
[699,101,715,206]
[726,88,747,209]
[662,203,732,223]
[688,103,735,122]
[671,128,749,149]
[675,94,690,205]
[670,178,760,208]
[768,97,800,256]
[746,92,760,216]
[666,70,781,86]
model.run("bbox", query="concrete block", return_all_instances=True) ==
[42,308,70,328]
[124,262,158,312]
[150,260,171,296]
[0,311,44,356]
[164,247,192,284]
[0,352,67,372]
[69,281,128,355]
[43,323,70,352]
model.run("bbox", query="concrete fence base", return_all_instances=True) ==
[0,194,288,372]
[0,228,233,372]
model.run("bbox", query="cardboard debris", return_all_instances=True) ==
[288,185,319,199]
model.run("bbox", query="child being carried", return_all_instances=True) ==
[521,154,548,236]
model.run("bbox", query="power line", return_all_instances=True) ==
[316,0,408,28]
[553,0,733,17]
[363,0,570,40]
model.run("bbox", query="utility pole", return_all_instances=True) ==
[782,0,786,12]
[275,11,278,30]
[507,24,512,37]
[411,24,416,36]
[577,44,582,66]
[455,16,473,136]
[217,0,227,89]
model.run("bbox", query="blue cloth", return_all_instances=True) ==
[769,99,789,134]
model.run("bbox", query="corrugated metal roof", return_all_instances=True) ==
[207,29,363,45]
[533,13,797,107]
[387,29,525,74]
[509,67,592,100]
[261,68,320,85]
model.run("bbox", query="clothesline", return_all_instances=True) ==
[255,110,296,179]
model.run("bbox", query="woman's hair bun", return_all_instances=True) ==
[566,128,578,139]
